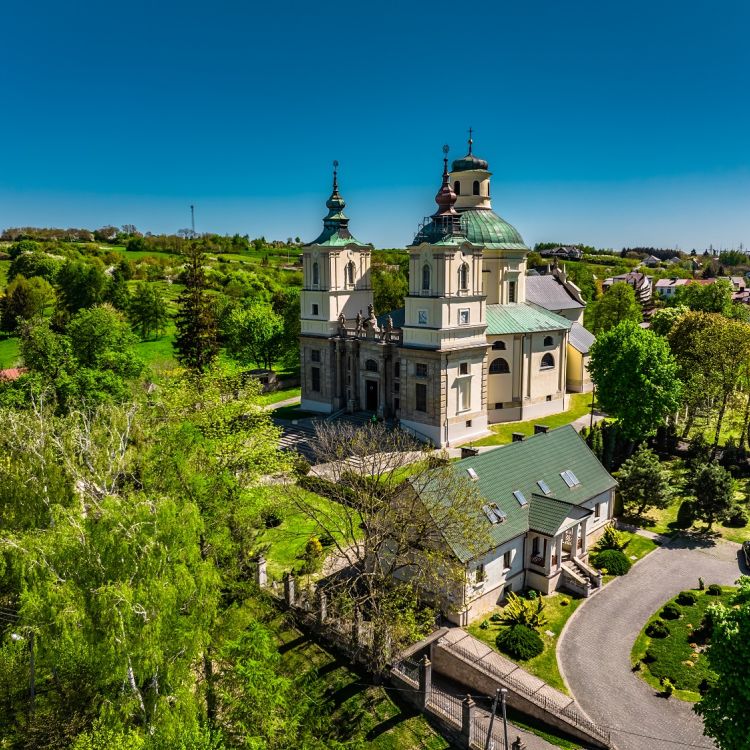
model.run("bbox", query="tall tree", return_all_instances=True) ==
[128,282,169,340]
[590,282,642,334]
[588,321,682,441]
[56,260,109,313]
[224,302,284,370]
[690,461,735,530]
[1,275,55,331]
[173,244,218,372]
[616,444,672,518]
[675,279,733,314]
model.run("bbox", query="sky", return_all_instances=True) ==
[1,0,749,251]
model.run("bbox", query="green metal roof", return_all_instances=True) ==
[486,303,572,335]
[459,209,527,249]
[412,425,616,562]
[309,231,371,248]
[528,494,592,536]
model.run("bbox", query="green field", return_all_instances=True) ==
[0,335,20,368]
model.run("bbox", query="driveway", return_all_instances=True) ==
[558,536,745,750]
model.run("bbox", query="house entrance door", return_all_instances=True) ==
[365,380,378,412]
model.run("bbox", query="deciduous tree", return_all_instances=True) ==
[590,282,642,334]
[128,282,169,340]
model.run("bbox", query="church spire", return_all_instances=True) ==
[468,127,473,155]
[432,145,458,218]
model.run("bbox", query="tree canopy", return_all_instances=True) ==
[590,282,642,334]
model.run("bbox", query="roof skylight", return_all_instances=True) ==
[537,479,551,495]
[482,502,507,524]
[513,490,528,507]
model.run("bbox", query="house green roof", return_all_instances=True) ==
[486,303,572,335]
[458,209,527,250]
[412,425,616,562]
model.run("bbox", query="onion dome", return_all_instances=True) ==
[451,128,489,172]
[432,146,459,218]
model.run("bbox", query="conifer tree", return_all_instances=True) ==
[173,243,218,372]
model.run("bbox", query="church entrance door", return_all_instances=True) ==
[365,380,378,412]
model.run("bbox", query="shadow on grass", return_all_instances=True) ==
[365,700,420,742]
[328,678,367,709]
[277,633,309,654]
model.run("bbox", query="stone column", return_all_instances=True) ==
[543,537,553,572]
[255,556,267,588]
[580,517,589,554]
[283,572,295,607]
[418,655,432,710]
[461,695,475,749]
[570,524,580,559]
[555,535,563,570]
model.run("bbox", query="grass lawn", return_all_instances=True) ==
[257,386,301,406]
[467,592,584,694]
[0,259,9,287]
[273,404,319,420]
[0,335,20,368]
[470,393,595,447]
[631,586,737,702]
[620,531,660,562]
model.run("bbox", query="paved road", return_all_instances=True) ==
[558,536,746,750]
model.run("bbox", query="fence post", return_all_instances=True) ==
[317,590,327,626]
[283,572,295,607]
[461,695,475,749]
[512,736,527,750]
[418,655,432,710]
[255,556,267,588]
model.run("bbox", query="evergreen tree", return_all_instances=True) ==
[691,461,735,530]
[106,266,131,311]
[617,444,672,518]
[173,244,218,372]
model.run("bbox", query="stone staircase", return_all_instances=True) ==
[561,557,602,598]
[273,417,320,461]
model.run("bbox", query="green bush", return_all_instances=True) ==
[677,590,698,606]
[496,625,544,661]
[480,619,490,630]
[646,619,670,638]
[490,613,502,622]
[595,525,628,552]
[560,598,570,606]
[675,499,696,528]
[661,677,674,697]
[261,506,283,528]
[661,603,681,620]
[707,584,723,596]
[592,548,632,576]
[724,506,748,528]
[525,589,538,600]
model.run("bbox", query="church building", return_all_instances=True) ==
[299,138,593,447]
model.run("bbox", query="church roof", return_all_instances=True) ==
[486,303,572,335]
[458,209,527,249]
[569,322,596,355]
[525,275,584,311]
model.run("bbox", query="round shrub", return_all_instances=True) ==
[646,619,670,638]
[261,506,283,528]
[480,619,490,630]
[525,589,539,600]
[724,506,748,528]
[661,603,681,620]
[560,598,570,606]
[496,624,544,661]
[707,584,723,596]
[675,499,696,529]
[677,590,698,606]
[592,549,632,576]
[490,613,502,623]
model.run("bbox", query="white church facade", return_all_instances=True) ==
[299,139,594,447]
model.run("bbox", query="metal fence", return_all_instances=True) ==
[428,684,463,727]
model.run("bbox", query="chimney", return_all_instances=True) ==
[511,432,525,442]
[534,425,550,435]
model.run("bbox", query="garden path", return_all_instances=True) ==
[558,536,745,750]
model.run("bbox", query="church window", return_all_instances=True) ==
[459,262,469,291]
[454,180,461,195]
[365,358,378,372]
[415,383,427,412]
[311,350,321,363]
[489,358,510,374]
[422,264,431,291]
[458,378,471,411]
[459,309,470,325]
[418,310,428,325]
[394,397,400,411]
[459,362,469,375]
[394,362,400,378]
[312,261,319,286]
[393,382,400,393]
[416,363,428,377]
[472,180,480,196]
[311,367,321,392]
[508,281,516,303]
[544,335,554,346]
[492,340,506,350]
[312,303,319,316]
[346,261,356,285]
[541,353,555,369]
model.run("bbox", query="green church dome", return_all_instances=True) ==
[459,208,527,249]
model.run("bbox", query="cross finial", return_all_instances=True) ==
[442,144,449,173]
[468,127,473,154]
[332,159,339,191]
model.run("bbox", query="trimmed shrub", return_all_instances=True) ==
[661,603,681,620]
[592,548,632,576]
[677,590,698,606]
[490,613,502,623]
[292,456,311,478]
[706,584,723,596]
[496,624,544,661]
[480,619,490,630]
[646,619,670,638]
[661,677,674,697]
[724,506,748,528]
[595,525,628,552]
[675,500,696,529]
[525,589,539,600]
[643,647,657,663]
[560,598,570,606]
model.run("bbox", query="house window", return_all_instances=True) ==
[312,303,319,316]
[312,261,319,286]
[492,340,506,350]
[394,362,400,378]
[466,420,472,428]
[415,383,427,412]
[544,335,553,346]
[459,263,469,291]
[489,358,510,374]
[459,361,469,376]
[503,551,512,570]
[311,367,321,392]
[546,394,552,401]
[541,353,555,369]
[472,180,480,196]
[311,350,321,363]
[495,402,503,409]
[365,358,378,372]
[595,503,601,518]
[508,280,516,303]
[459,309,470,325]
[346,261,356,285]
[532,537,540,557]
[416,363,428,377]
[458,378,471,411]
[418,310,428,326]
[422,264,431,291]
[454,180,461,195]
[475,563,486,583]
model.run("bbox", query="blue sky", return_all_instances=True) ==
[2,0,749,250]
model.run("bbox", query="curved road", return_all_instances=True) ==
[558,536,745,750]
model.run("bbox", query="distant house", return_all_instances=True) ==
[0,368,26,381]
[539,245,583,261]
[643,255,662,267]
[666,256,681,265]
[654,278,690,299]
[409,425,616,624]
[602,272,652,304]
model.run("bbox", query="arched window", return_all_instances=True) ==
[422,263,431,291]
[543,335,553,346]
[492,340,506,350]
[454,180,461,195]
[541,353,555,369]
[312,261,319,286]
[459,262,469,291]
[346,261,355,285]
[489,358,510,374]
[473,180,480,196]
[365,359,378,372]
